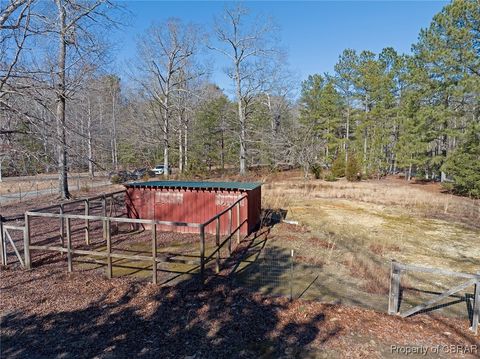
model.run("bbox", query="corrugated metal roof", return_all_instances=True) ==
[125,180,262,191]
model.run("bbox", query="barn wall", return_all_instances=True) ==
[126,186,261,236]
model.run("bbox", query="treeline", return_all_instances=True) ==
[299,0,480,198]
[1,1,479,198]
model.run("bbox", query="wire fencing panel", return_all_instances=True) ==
[236,246,295,300]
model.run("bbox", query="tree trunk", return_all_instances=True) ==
[111,92,118,171]
[163,94,169,177]
[184,120,188,171]
[178,116,183,173]
[220,127,225,171]
[345,106,350,163]
[55,0,70,199]
[235,65,246,176]
[87,98,94,177]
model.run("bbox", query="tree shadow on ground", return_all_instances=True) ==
[2,269,331,359]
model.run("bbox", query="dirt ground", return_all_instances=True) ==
[1,253,479,358]
[1,172,479,358]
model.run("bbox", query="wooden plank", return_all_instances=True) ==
[106,219,112,279]
[397,263,478,280]
[59,204,65,248]
[28,191,126,213]
[3,225,25,231]
[84,199,90,245]
[152,224,157,284]
[23,214,31,269]
[102,195,107,241]
[0,217,5,266]
[215,217,220,273]
[236,202,241,243]
[401,279,476,318]
[471,278,479,335]
[4,228,25,268]
[199,225,205,284]
[25,211,201,228]
[388,261,401,315]
[66,217,72,272]
[228,208,232,255]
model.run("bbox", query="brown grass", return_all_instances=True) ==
[342,254,390,295]
[265,174,480,229]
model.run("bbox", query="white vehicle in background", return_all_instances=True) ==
[151,165,171,175]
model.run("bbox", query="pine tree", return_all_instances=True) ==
[442,124,480,198]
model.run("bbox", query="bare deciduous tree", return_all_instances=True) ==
[209,5,279,175]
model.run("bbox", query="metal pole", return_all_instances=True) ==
[24,214,31,269]
[215,218,220,273]
[152,223,157,284]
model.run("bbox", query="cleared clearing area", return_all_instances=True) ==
[234,174,480,319]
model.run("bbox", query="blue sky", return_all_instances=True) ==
[115,1,448,93]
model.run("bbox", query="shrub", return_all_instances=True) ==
[324,172,337,182]
[110,175,122,184]
[331,155,346,178]
[310,163,322,179]
[346,154,362,181]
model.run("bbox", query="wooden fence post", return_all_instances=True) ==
[23,214,31,269]
[472,274,479,335]
[0,216,5,266]
[227,209,232,256]
[236,202,241,244]
[106,219,112,279]
[152,223,157,284]
[66,217,72,272]
[200,225,205,284]
[102,195,107,241]
[59,204,65,248]
[215,218,220,273]
[388,260,401,315]
[84,199,90,245]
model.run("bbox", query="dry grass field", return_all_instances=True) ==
[239,172,480,319]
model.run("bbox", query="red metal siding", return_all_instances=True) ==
[126,185,261,236]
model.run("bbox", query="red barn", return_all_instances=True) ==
[125,181,262,235]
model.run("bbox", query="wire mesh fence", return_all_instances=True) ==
[235,246,296,300]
